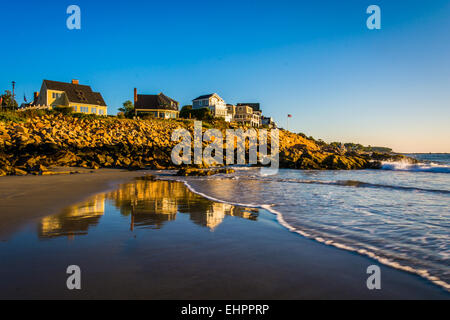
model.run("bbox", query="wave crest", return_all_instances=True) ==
[381,161,450,173]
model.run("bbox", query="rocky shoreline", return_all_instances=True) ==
[0,113,413,176]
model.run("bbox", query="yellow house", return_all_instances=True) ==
[35,79,108,115]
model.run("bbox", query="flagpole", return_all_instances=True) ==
[286,114,293,132]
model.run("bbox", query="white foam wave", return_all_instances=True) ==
[381,161,450,173]
[167,177,450,292]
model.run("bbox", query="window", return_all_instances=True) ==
[73,106,77,112]
[98,109,104,115]
[75,90,88,102]
[92,107,97,114]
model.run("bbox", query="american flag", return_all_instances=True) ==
[288,114,292,118]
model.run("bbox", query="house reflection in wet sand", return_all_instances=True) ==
[38,179,259,239]
[189,203,258,231]
[38,194,106,239]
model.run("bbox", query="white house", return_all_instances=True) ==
[192,93,230,121]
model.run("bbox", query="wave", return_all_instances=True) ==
[167,177,450,292]
[381,161,450,173]
[229,176,450,195]
[334,180,450,195]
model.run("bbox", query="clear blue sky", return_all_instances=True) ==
[1,0,449,152]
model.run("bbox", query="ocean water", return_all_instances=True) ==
[169,154,450,290]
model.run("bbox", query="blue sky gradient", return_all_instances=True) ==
[1,0,449,152]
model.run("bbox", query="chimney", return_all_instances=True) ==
[134,88,138,104]
[72,79,79,85]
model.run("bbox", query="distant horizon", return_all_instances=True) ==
[1,0,449,153]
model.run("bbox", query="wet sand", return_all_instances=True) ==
[0,175,448,299]
[0,168,151,240]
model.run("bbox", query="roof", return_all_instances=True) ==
[193,94,215,101]
[43,80,107,106]
[135,93,179,111]
[237,103,260,112]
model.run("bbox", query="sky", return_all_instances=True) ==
[0,0,449,153]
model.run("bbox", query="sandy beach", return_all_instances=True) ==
[0,169,151,240]
[0,170,448,300]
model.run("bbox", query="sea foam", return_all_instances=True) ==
[381,161,450,173]
[168,176,450,292]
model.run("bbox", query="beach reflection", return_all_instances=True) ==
[39,194,105,239]
[38,178,258,239]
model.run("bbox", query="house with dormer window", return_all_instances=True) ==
[133,88,179,119]
[34,79,108,115]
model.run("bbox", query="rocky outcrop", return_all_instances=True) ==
[0,114,183,175]
[0,114,400,176]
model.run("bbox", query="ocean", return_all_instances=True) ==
[171,154,450,290]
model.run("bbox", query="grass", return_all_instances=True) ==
[0,111,26,123]
[0,109,113,124]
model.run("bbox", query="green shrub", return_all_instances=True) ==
[20,109,50,118]
[180,106,214,121]
[141,114,155,120]
[53,105,73,115]
[0,111,24,123]
[71,112,101,120]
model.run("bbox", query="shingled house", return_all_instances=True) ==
[133,88,179,119]
[234,105,261,128]
[34,79,107,115]
[192,93,230,121]
[237,103,260,112]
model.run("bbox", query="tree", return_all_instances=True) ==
[179,105,213,121]
[119,100,134,118]
[0,90,18,111]
[179,105,193,119]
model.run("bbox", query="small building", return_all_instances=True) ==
[261,116,276,128]
[192,93,228,120]
[234,104,261,128]
[226,104,236,122]
[35,79,108,115]
[237,103,260,112]
[134,89,179,119]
